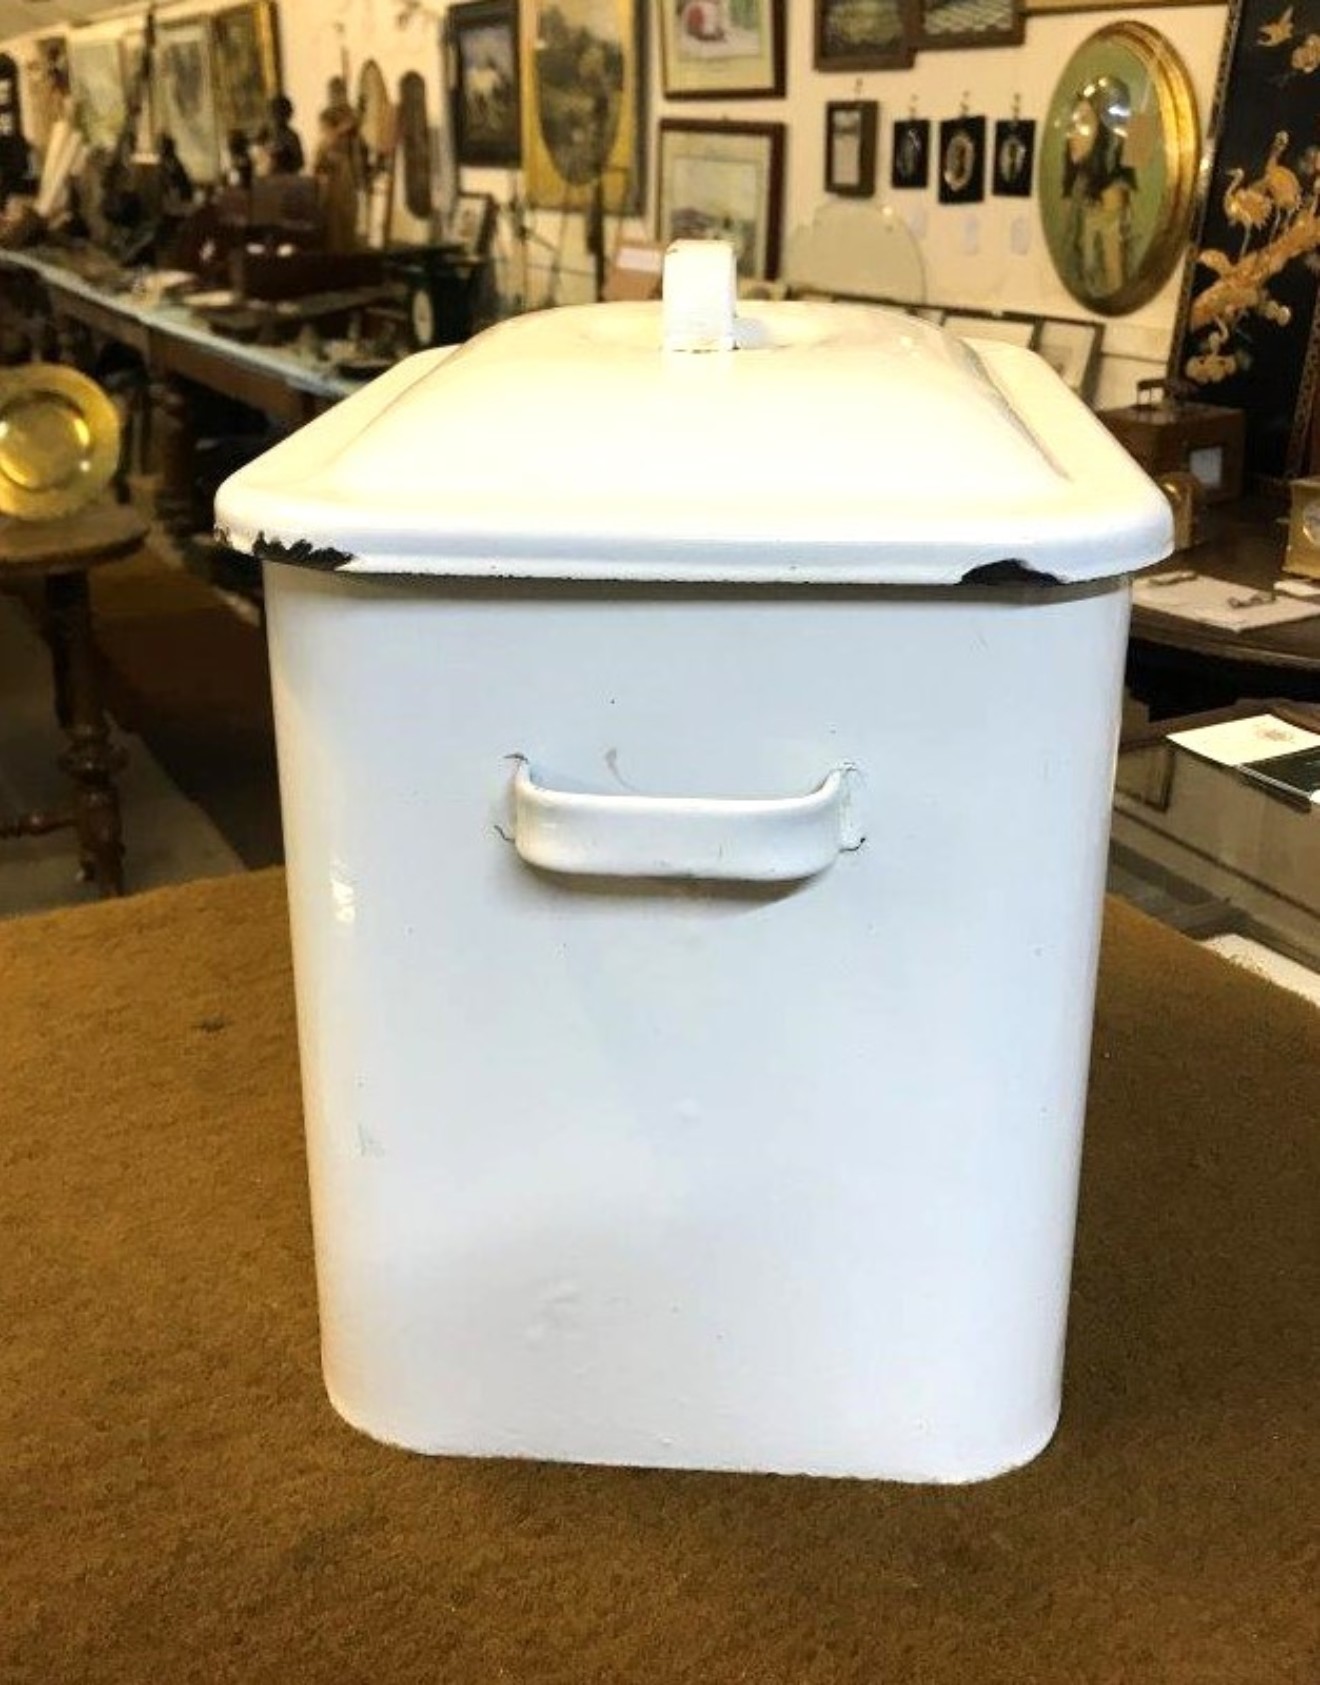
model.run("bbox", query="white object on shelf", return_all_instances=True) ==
[783,198,925,303]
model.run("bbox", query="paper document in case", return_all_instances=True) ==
[1132,571,1320,633]
[1167,714,1320,768]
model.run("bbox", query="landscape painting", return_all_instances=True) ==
[520,0,643,212]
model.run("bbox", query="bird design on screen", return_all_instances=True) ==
[1171,0,1320,476]
[1180,6,1320,389]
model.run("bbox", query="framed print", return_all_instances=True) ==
[944,311,1039,348]
[68,35,126,154]
[0,51,23,202]
[918,0,1023,50]
[656,118,786,278]
[826,100,878,197]
[814,0,916,71]
[1026,0,1207,11]
[451,189,497,255]
[1040,22,1199,317]
[1169,0,1320,481]
[891,116,930,188]
[449,0,521,167]
[659,0,785,99]
[119,29,155,157]
[520,0,644,213]
[211,2,281,142]
[938,114,986,204]
[155,19,222,183]
[992,116,1035,196]
[26,38,69,153]
[1036,316,1102,399]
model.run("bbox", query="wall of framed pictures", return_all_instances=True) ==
[437,0,1223,399]
[11,0,283,186]
[3,0,1231,402]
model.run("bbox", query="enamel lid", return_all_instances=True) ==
[215,244,1171,586]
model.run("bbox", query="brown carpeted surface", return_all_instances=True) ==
[2,872,1317,1684]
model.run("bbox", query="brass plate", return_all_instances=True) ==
[0,364,121,522]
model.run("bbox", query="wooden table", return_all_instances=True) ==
[1126,497,1320,719]
[0,248,355,418]
[0,503,149,895]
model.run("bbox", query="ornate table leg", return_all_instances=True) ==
[54,312,88,372]
[151,373,198,549]
[44,571,126,895]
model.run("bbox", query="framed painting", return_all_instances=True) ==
[992,115,1035,196]
[449,0,521,167]
[944,311,1040,348]
[26,38,69,153]
[825,100,878,197]
[211,2,282,142]
[1026,0,1208,11]
[0,51,23,201]
[659,0,785,99]
[656,118,786,279]
[814,0,915,69]
[938,114,986,205]
[1037,316,1102,399]
[118,29,155,157]
[67,35,126,154]
[891,116,930,188]
[1169,0,1320,481]
[451,189,498,255]
[918,0,1023,50]
[155,18,222,183]
[520,0,644,214]
[1039,21,1200,316]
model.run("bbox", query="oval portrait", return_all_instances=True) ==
[1040,22,1199,315]
[943,130,976,194]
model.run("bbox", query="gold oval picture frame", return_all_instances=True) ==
[1039,22,1200,317]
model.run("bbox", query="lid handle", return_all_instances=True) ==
[662,240,738,354]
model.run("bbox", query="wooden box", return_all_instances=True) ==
[603,241,664,302]
[1098,379,1245,505]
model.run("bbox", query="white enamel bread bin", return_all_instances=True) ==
[216,245,1171,1482]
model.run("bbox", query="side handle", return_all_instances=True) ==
[510,763,860,883]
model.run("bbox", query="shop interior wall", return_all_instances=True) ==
[7,0,1229,402]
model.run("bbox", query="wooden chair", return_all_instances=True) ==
[0,503,149,895]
